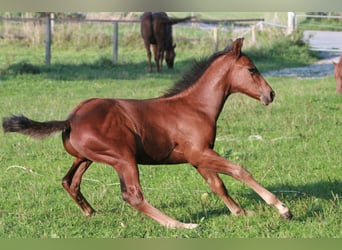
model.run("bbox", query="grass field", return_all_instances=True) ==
[0,25,341,238]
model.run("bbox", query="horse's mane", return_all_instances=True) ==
[162,43,233,98]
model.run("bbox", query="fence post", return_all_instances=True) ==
[251,25,256,43]
[112,21,118,64]
[45,13,52,65]
[287,12,296,34]
[213,27,218,52]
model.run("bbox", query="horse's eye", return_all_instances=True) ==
[248,67,257,74]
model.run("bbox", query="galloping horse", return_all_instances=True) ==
[333,55,342,93]
[141,12,192,72]
[2,38,292,229]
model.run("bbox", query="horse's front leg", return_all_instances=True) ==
[154,45,164,72]
[190,149,292,219]
[152,44,160,72]
[196,168,255,216]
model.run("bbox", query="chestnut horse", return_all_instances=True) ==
[333,55,342,93]
[2,38,292,229]
[141,12,191,72]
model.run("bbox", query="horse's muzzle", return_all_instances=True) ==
[261,90,275,106]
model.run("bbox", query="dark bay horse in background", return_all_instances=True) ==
[333,55,342,93]
[141,12,192,72]
[2,38,292,229]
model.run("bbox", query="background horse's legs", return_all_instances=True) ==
[144,42,153,73]
[62,158,95,216]
[196,168,254,216]
[152,44,161,72]
[114,161,198,229]
[158,48,164,72]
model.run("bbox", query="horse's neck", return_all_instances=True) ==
[178,57,231,120]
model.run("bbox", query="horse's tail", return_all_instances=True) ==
[2,114,69,139]
[168,16,193,25]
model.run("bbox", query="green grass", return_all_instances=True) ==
[0,29,340,238]
[1,73,341,238]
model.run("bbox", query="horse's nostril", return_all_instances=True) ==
[270,90,275,101]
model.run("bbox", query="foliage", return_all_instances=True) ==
[298,13,342,31]
[246,32,319,72]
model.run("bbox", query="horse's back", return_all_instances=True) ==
[66,98,139,162]
[140,12,152,41]
[68,98,137,140]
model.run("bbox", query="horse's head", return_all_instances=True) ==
[165,44,176,69]
[227,38,275,105]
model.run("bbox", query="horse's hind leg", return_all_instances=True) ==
[152,44,160,72]
[114,161,198,229]
[144,42,153,73]
[62,158,95,216]
[196,168,254,216]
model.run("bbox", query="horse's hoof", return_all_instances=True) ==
[244,210,256,216]
[169,222,198,229]
[234,209,255,216]
[281,211,293,220]
[184,223,199,229]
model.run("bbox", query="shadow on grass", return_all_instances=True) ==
[174,179,342,223]
[65,179,341,226]
[0,58,195,82]
[265,179,342,221]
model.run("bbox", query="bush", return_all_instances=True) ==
[246,32,319,72]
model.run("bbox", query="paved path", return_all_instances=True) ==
[264,53,340,78]
[303,30,342,52]
[264,30,342,78]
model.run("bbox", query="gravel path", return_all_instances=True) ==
[263,53,341,78]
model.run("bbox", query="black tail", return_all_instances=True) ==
[168,16,193,25]
[2,114,69,139]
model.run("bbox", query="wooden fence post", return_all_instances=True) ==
[112,21,118,64]
[251,25,256,43]
[287,12,296,34]
[213,27,218,52]
[45,14,52,65]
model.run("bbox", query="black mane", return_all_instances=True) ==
[162,43,233,98]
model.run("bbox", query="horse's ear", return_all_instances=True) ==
[173,44,176,49]
[231,38,244,58]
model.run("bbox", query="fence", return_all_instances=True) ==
[295,14,342,31]
[0,15,266,65]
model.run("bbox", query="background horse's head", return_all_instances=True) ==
[165,44,176,69]
[227,38,275,105]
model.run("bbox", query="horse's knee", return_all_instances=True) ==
[121,185,144,207]
[62,176,72,191]
[231,164,253,181]
[209,178,227,196]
